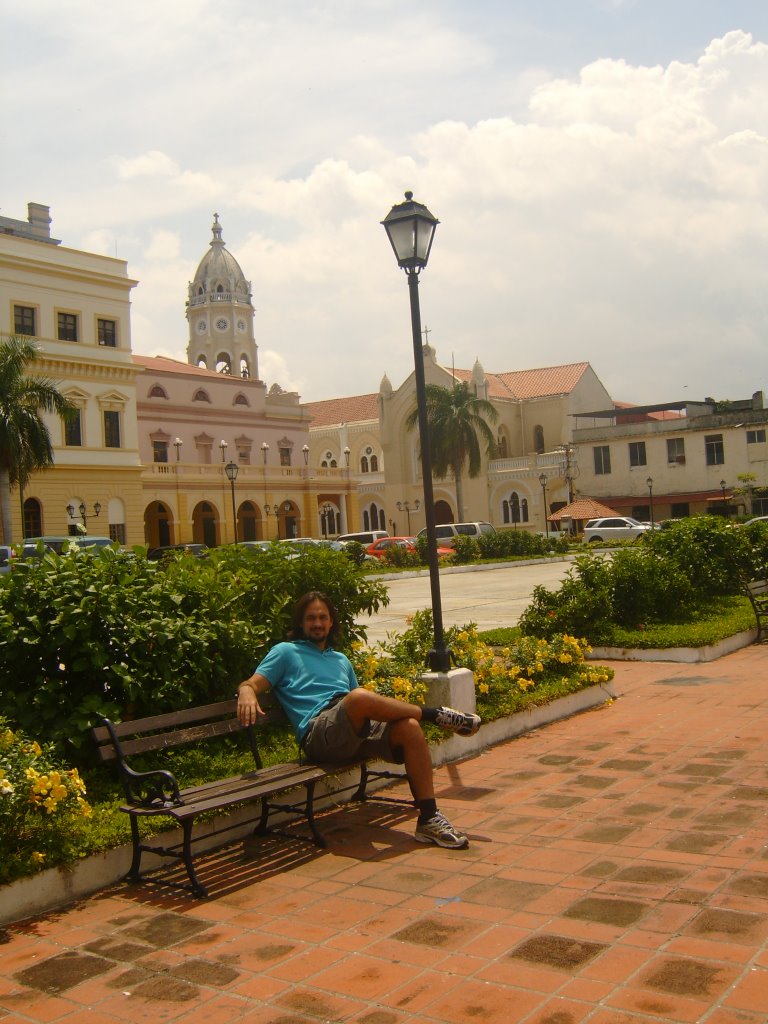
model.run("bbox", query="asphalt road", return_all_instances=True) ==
[356,556,573,642]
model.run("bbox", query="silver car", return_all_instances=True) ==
[582,516,651,542]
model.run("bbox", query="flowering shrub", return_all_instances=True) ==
[0,718,92,884]
[347,609,612,721]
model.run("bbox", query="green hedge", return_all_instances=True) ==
[0,544,387,762]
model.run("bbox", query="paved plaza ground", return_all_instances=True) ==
[2,644,768,1023]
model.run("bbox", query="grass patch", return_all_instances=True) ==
[599,596,755,649]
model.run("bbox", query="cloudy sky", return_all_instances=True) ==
[4,0,768,406]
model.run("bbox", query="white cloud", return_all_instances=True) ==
[5,4,768,407]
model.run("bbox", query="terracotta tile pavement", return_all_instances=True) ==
[2,645,768,1022]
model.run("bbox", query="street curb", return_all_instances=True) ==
[0,682,614,927]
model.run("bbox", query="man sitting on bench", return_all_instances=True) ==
[237,590,481,849]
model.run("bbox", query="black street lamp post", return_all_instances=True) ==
[396,499,420,534]
[67,500,101,531]
[720,479,728,515]
[382,191,450,672]
[647,476,654,528]
[538,473,549,537]
[225,461,239,544]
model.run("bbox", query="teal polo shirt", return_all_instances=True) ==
[255,639,359,741]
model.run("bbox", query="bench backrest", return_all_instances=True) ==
[747,579,768,599]
[92,694,292,764]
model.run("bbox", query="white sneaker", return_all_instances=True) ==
[434,706,481,737]
[414,811,469,849]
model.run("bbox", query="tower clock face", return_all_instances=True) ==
[215,317,229,331]
[196,318,207,333]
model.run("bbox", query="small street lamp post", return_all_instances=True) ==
[225,461,239,544]
[538,473,549,537]
[720,479,728,516]
[67,501,101,532]
[320,502,334,539]
[647,476,655,528]
[396,499,421,535]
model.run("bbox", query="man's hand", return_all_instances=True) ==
[237,681,266,726]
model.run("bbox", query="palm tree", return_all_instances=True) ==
[0,335,74,543]
[406,380,498,522]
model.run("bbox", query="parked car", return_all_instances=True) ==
[0,544,16,574]
[743,516,768,527]
[365,536,453,560]
[21,535,115,557]
[337,530,389,546]
[582,517,651,543]
[146,543,208,561]
[416,522,496,548]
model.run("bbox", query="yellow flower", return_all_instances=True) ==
[478,682,490,694]
[31,851,46,864]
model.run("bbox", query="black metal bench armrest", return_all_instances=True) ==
[120,764,183,808]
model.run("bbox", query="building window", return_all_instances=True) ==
[57,312,78,342]
[64,409,82,447]
[628,441,647,467]
[667,437,685,464]
[533,425,545,454]
[153,440,168,463]
[193,389,211,402]
[149,384,168,399]
[104,410,121,448]
[705,433,724,466]
[279,447,291,467]
[360,456,369,473]
[671,502,690,518]
[98,318,117,347]
[371,454,379,471]
[747,429,766,444]
[109,523,126,544]
[14,305,35,336]
[593,445,611,475]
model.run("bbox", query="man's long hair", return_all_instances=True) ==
[289,590,341,646]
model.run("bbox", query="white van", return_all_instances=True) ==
[416,522,496,547]
[337,530,389,546]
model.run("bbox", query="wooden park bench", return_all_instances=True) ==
[743,577,768,642]
[92,695,406,898]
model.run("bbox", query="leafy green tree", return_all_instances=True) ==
[0,336,74,543]
[406,381,498,521]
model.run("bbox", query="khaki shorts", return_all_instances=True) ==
[302,695,405,765]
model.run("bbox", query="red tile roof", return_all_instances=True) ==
[133,354,226,379]
[304,393,379,428]
[494,362,591,400]
[548,498,620,521]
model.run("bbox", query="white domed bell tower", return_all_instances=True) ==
[186,213,259,379]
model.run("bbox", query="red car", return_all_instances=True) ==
[365,536,453,560]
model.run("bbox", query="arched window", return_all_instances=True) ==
[23,497,42,537]
[233,393,249,406]
[533,425,545,454]
[149,384,168,399]
[371,454,379,471]
[196,356,208,369]
[216,352,231,375]
[360,456,369,473]
[193,389,211,403]
[216,284,224,293]
[521,498,529,523]
[496,434,508,458]
[509,492,520,524]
